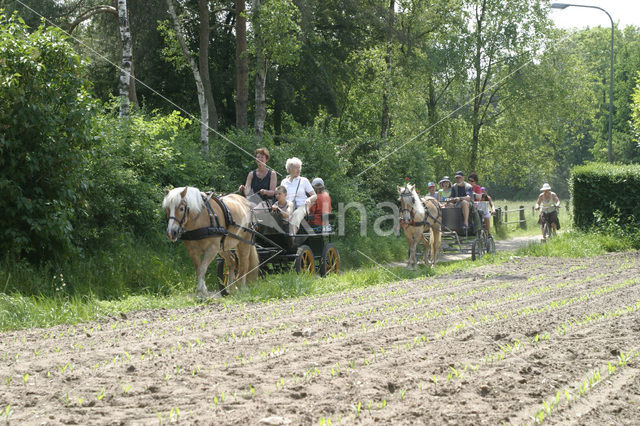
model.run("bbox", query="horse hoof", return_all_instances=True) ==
[197,290,220,300]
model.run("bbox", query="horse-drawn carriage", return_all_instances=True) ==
[431,202,496,260]
[216,207,340,291]
[398,184,496,268]
[163,187,339,298]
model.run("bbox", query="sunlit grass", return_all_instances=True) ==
[491,198,572,240]
[2,198,637,332]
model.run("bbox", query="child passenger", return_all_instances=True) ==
[271,186,294,221]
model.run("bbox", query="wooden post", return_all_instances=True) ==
[519,205,526,229]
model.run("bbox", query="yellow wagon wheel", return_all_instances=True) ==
[294,245,315,275]
[320,243,340,277]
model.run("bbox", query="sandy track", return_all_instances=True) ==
[1,251,640,425]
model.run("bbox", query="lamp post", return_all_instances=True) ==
[550,2,614,163]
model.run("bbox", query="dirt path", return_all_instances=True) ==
[2,251,640,425]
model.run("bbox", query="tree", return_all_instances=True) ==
[631,71,640,151]
[67,0,138,117]
[251,0,300,139]
[165,0,210,154]
[0,12,95,259]
[235,0,248,130]
[463,0,548,171]
[198,0,219,135]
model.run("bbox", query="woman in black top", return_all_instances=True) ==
[238,147,277,204]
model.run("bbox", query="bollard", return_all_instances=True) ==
[519,205,526,229]
[493,207,501,230]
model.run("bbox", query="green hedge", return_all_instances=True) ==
[570,163,640,229]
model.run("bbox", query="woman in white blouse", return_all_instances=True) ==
[280,157,317,234]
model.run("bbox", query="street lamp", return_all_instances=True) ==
[550,2,614,163]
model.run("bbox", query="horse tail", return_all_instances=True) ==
[246,245,260,282]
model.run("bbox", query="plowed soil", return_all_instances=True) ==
[2,251,640,425]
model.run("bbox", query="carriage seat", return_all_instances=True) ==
[305,213,335,233]
[441,206,482,235]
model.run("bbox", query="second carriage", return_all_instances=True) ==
[420,202,496,261]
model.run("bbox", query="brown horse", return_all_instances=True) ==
[398,184,441,269]
[162,187,259,298]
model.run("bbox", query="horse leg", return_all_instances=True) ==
[409,233,418,270]
[194,244,220,298]
[234,244,251,291]
[422,229,430,266]
[218,251,237,294]
[430,227,441,267]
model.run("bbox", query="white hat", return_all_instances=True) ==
[312,177,324,187]
[540,183,551,191]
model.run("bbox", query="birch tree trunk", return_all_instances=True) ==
[68,4,138,115]
[117,0,132,118]
[380,0,394,139]
[199,0,218,134]
[235,0,248,131]
[166,0,209,155]
[253,0,267,140]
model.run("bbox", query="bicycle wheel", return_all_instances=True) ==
[471,239,484,261]
[542,221,552,240]
[485,235,496,254]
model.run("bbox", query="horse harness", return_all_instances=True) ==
[399,191,442,229]
[175,193,256,249]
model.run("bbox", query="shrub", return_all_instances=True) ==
[570,163,640,230]
[0,13,95,260]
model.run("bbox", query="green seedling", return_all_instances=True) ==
[97,387,105,401]
[4,405,13,423]
[122,384,132,395]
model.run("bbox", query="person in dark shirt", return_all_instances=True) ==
[238,147,277,207]
[446,171,473,231]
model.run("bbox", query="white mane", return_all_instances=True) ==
[162,187,203,213]
[410,189,425,219]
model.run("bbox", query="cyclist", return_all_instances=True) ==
[534,183,561,241]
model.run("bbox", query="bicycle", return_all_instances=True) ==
[540,211,557,242]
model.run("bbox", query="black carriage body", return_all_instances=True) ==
[421,203,495,260]
[252,209,337,273]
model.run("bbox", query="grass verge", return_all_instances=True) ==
[2,226,638,332]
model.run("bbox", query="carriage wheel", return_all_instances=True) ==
[471,239,484,261]
[485,235,496,254]
[294,245,315,275]
[216,257,231,296]
[320,243,340,277]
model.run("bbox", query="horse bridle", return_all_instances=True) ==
[167,199,190,236]
[399,187,442,225]
[399,187,415,222]
[166,192,217,238]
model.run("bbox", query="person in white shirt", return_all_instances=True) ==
[280,157,317,234]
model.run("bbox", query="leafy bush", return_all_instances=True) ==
[76,108,231,249]
[570,162,640,229]
[0,13,95,260]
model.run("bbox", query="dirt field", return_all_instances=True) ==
[2,251,640,425]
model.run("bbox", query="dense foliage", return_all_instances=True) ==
[570,163,640,229]
[0,13,94,260]
[1,3,640,299]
